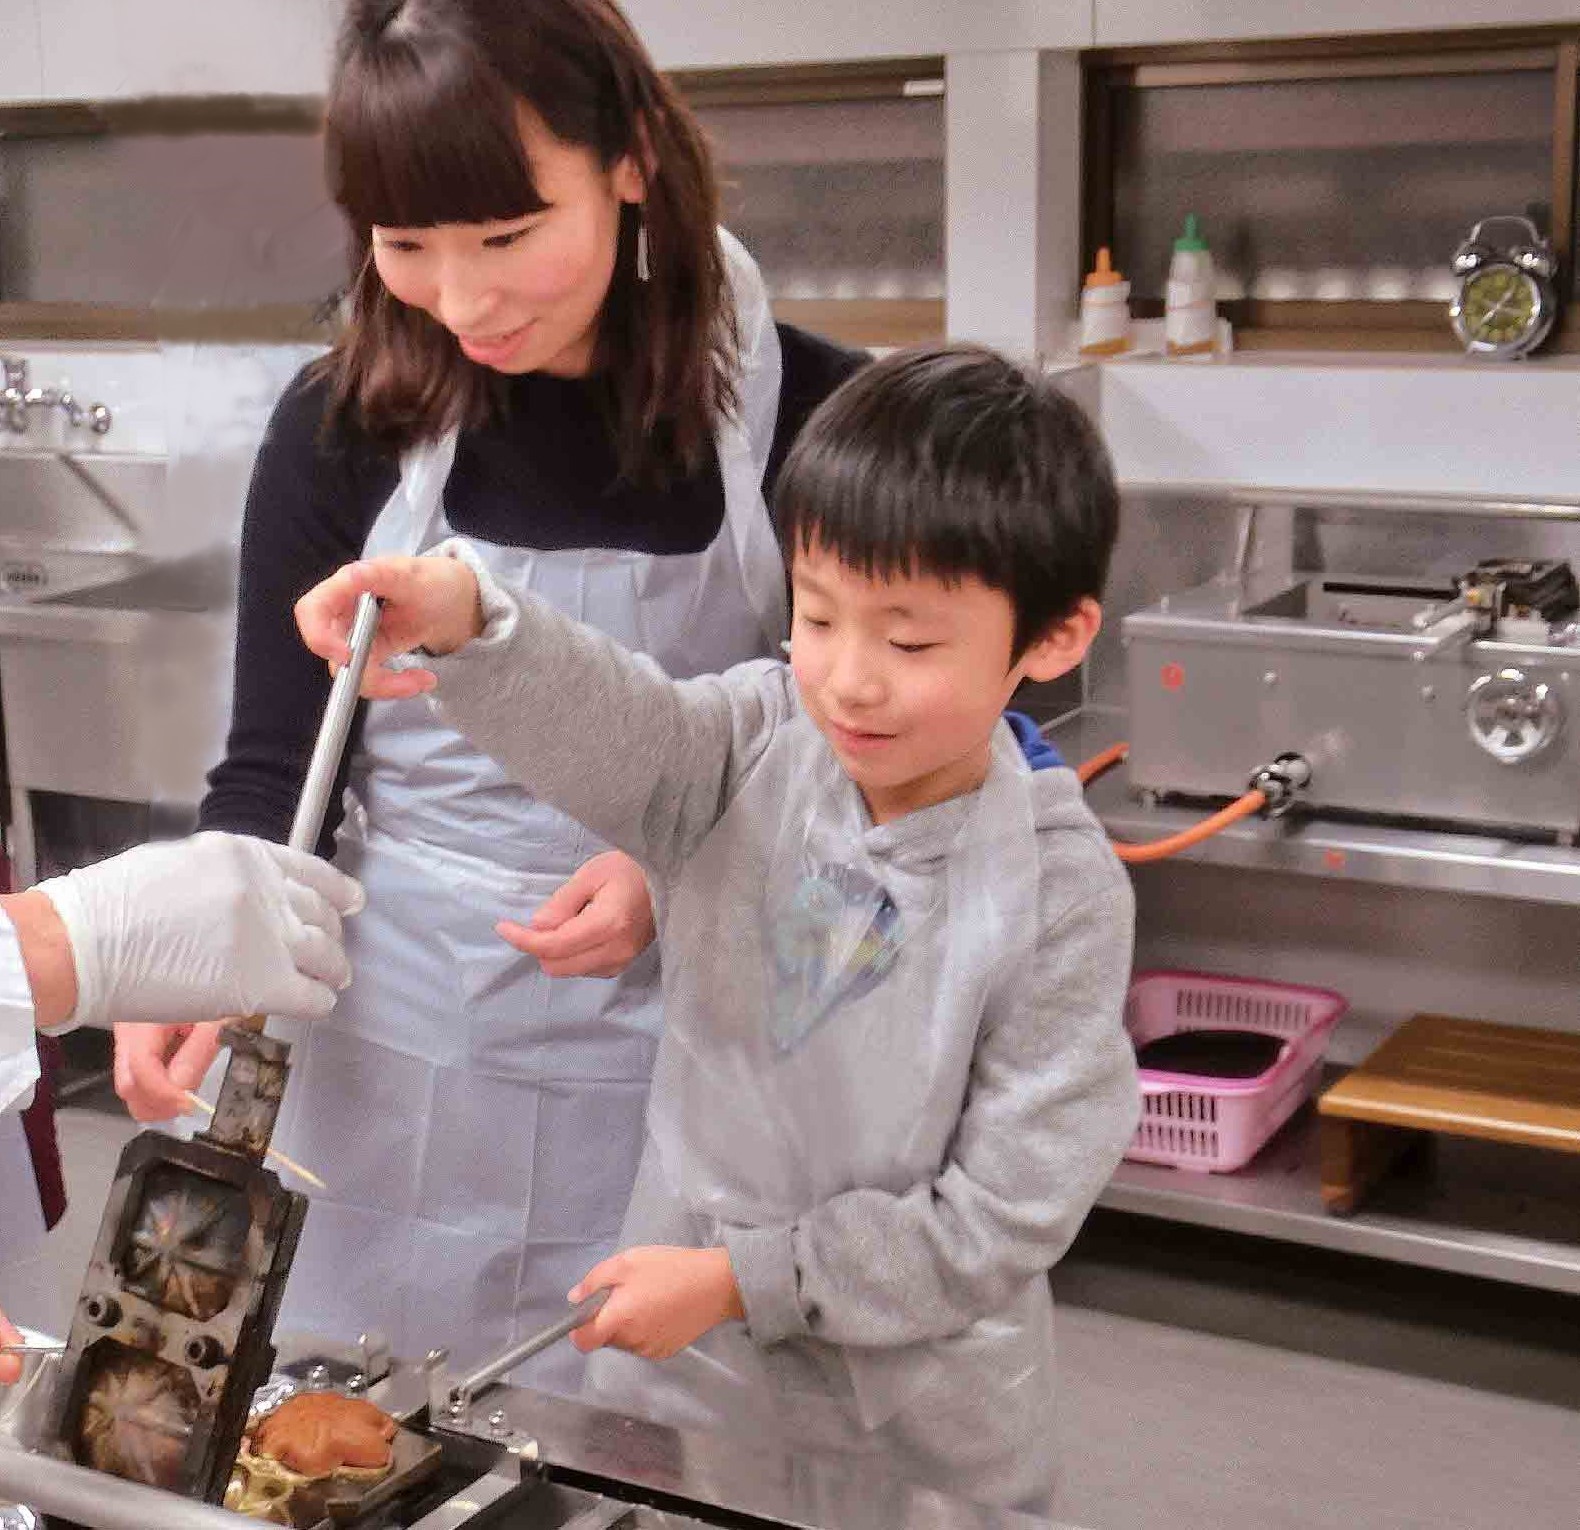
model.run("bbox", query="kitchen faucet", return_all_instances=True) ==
[1,354,26,432]
[0,353,112,436]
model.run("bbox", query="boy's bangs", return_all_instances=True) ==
[327,44,545,230]
[785,448,982,591]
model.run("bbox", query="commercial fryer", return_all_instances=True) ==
[1122,557,1580,839]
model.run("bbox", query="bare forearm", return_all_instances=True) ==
[2,890,76,1031]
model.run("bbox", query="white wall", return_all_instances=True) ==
[1092,354,1580,503]
[621,0,1092,69]
[5,0,338,102]
[1097,1,1580,48]
[946,50,1083,358]
[0,6,45,102]
[4,2,1580,102]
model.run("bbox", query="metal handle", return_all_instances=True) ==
[448,1290,610,1411]
[232,593,382,1039]
[289,591,383,854]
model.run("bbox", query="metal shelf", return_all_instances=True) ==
[1102,1084,1580,1297]
[1118,480,1580,523]
[1047,707,1580,907]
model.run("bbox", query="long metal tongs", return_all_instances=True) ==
[201,592,384,1160]
[432,1290,610,1424]
[283,591,385,862]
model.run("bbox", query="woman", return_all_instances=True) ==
[113,0,862,1394]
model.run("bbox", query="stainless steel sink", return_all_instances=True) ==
[0,547,238,822]
[0,451,164,555]
[39,549,237,613]
[0,450,171,611]
[0,447,242,882]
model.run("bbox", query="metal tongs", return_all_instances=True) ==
[202,592,385,1161]
[283,591,386,866]
[429,1290,610,1426]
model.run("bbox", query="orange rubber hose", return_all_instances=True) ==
[1075,740,1270,863]
[1077,742,1131,786]
[1108,790,1268,864]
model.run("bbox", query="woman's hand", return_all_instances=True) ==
[113,1021,226,1123]
[496,851,656,978]
[567,1246,744,1360]
[294,554,484,700]
[0,1304,22,1386]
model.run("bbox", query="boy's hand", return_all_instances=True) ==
[568,1247,745,1360]
[295,555,484,700]
[497,851,656,978]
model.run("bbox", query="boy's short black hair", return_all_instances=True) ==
[774,343,1119,658]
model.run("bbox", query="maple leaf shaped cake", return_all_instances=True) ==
[248,1394,396,1480]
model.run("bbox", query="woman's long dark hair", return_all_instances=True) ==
[318,0,735,484]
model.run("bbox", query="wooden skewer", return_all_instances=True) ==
[183,1094,327,1190]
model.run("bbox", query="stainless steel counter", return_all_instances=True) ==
[0,1344,1089,1530]
[371,1354,1082,1530]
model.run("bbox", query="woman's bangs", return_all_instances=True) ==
[327,46,544,229]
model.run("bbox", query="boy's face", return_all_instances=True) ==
[788,540,1099,824]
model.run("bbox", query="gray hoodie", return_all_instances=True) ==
[426,541,1139,1513]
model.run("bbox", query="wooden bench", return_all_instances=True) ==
[1318,1013,1580,1215]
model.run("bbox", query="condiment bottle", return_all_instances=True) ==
[1078,247,1132,357]
[1165,213,1217,357]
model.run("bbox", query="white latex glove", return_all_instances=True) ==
[36,832,365,1031]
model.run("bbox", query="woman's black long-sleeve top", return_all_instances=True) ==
[198,324,865,858]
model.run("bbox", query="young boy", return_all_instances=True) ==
[296,344,1139,1514]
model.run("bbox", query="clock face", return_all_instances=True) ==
[1458,264,1541,349]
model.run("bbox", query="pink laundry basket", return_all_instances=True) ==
[1123,970,1347,1173]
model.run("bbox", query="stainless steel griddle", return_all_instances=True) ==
[4,1328,1081,1530]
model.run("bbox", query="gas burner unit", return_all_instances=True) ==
[1122,561,1580,839]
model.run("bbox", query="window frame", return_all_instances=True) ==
[1081,26,1580,352]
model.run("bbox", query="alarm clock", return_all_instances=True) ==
[1449,215,1558,359]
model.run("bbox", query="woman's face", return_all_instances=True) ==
[370,106,643,378]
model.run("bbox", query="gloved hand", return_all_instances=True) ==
[36,832,365,1032]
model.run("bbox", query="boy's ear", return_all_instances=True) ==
[1018,597,1102,684]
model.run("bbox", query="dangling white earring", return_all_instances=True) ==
[636,215,651,283]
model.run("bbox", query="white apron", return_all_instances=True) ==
[0,1111,51,1337]
[588,724,1057,1512]
[0,929,51,1336]
[266,233,787,1395]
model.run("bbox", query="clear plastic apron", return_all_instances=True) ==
[0,925,50,1335]
[589,722,1058,1510]
[266,232,787,1394]
[0,1109,49,1333]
